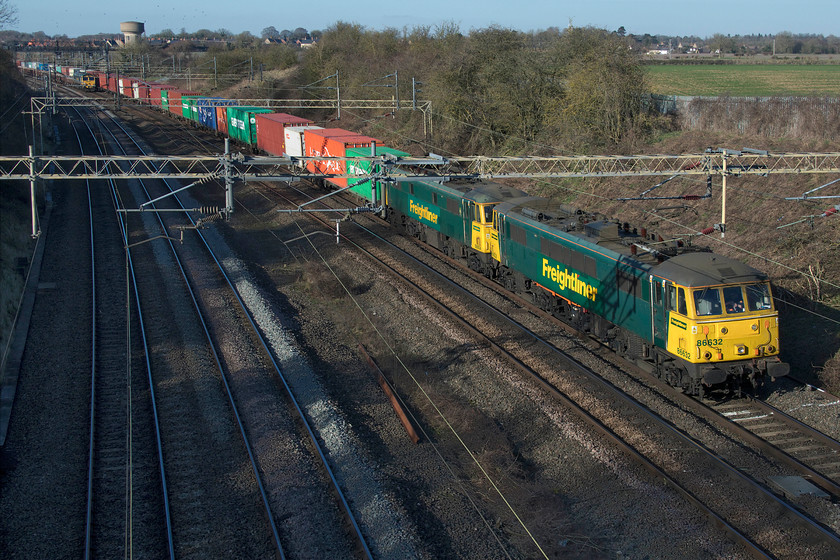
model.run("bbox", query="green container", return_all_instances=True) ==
[161,89,170,112]
[346,146,410,202]
[227,106,273,145]
[180,95,203,121]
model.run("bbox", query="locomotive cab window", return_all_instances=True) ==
[723,286,746,314]
[474,204,494,224]
[668,285,688,315]
[746,283,773,311]
[693,287,722,316]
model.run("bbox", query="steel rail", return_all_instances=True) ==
[154,157,373,557]
[101,110,373,558]
[79,119,97,560]
[270,183,773,558]
[360,218,840,557]
[153,163,376,560]
[754,397,840,460]
[717,397,840,495]
[70,108,176,560]
[282,183,772,559]
[94,112,287,558]
[55,85,362,557]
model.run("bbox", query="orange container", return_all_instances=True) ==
[255,113,314,156]
[304,128,381,187]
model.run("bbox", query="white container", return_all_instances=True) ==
[284,125,323,160]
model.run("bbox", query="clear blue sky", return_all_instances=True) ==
[10,0,838,38]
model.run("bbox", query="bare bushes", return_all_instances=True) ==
[822,352,840,394]
[300,261,345,299]
[681,96,840,140]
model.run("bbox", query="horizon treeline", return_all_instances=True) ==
[3,24,840,55]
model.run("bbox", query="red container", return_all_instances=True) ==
[255,113,314,156]
[107,74,118,93]
[168,90,198,116]
[216,106,229,135]
[304,128,381,187]
[136,82,150,101]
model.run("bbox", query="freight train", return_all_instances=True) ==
[381,177,788,396]
[18,62,790,396]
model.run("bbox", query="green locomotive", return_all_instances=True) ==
[374,176,788,396]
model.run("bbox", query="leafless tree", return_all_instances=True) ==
[0,0,18,29]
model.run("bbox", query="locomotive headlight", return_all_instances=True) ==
[735,344,747,355]
[767,345,776,353]
[703,351,713,360]
[720,327,728,335]
[751,323,759,331]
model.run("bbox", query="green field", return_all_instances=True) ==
[645,64,840,96]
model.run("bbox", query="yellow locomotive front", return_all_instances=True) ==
[654,253,789,393]
[689,282,781,363]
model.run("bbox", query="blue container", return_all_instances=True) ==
[196,98,236,130]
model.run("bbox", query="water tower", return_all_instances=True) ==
[120,21,145,44]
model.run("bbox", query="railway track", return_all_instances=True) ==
[85,97,379,557]
[68,109,173,558]
[714,398,840,491]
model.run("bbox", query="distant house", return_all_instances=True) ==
[646,49,669,56]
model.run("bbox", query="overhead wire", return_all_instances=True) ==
[280,82,553,556]
[296,72,840,324]
[420,105,840,318]
[525,173,840,324]
[0,90,32,136]
[290,215,544,559]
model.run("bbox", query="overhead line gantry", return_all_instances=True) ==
[3,148,839,238]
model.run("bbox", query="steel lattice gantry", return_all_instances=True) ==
[0,154,225,180]
[30,96,432,112]
[3,150,839,238]
[427,151,840,179]
[29,96,111,112]
[28,96,434,135]
[4,150,840,182]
